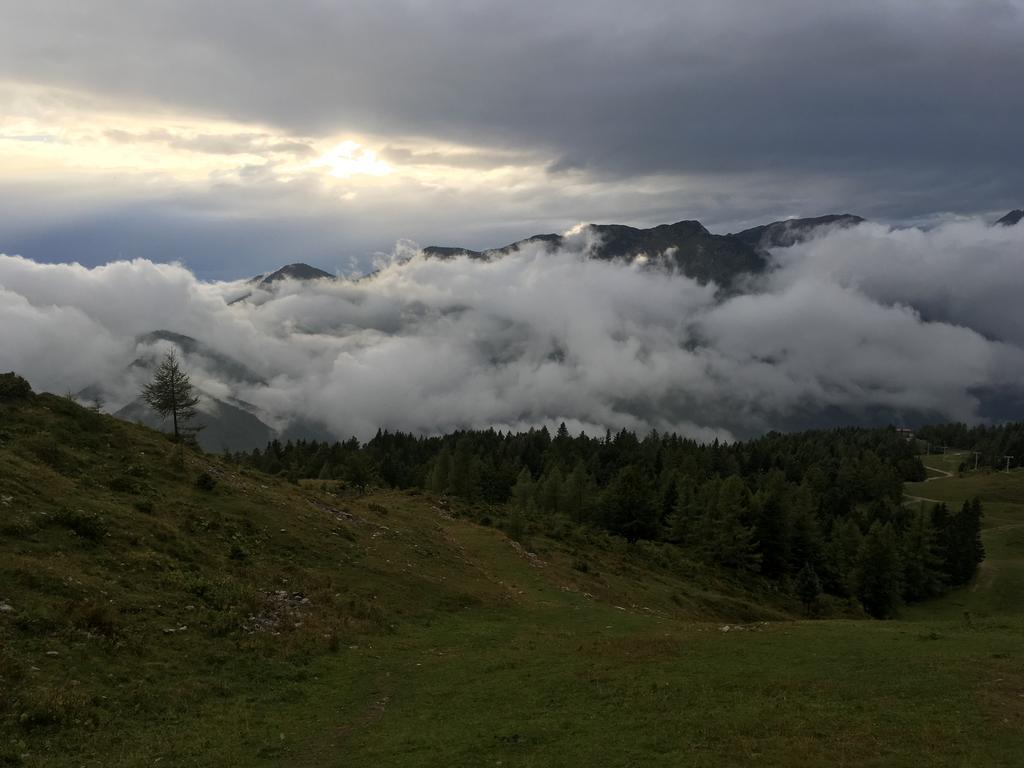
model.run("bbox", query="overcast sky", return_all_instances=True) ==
[0,0,1022,278]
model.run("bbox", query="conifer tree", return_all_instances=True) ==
[539,468,563,513]
[900,508,944,600]
[949,498,985,584]
[753,471,790,578]
[428,445,453,494]
[705,476,760,571]
[658,476,679,528]
[968,496,985,569]
[856,521,902,618]
[795,562,822,614]
[511,467,535,513]
[141,351,200,443]
[823,517,863,597]
[601,465,657,542]
[668,480,698,545]
[560,461,588,522]
[449,439,480,500]
[346,451,374,494]
[787,492,823,575]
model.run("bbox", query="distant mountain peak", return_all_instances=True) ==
[132,329,265,386]
[136,329,197,348]
[995,209,1023,227]
[422,214,865,288]
[730,214,865,251]
[258,263,333,286]
[656,219,710,235]
[421,245,485,259]
[423,219,766,287]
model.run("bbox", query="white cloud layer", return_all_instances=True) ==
[2,217,1023,442]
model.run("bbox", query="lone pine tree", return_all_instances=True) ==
[141,351,201,442]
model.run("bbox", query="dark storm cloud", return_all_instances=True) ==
[1,0,1022,275]
[1,0,1022,217]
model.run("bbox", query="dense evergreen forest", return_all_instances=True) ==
[917,422,1024,471]
[235,425,985,618]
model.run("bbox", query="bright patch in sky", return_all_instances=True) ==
[313,140,391,178]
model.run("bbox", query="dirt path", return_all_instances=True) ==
[903,494,944,505]
[903,456,959,504]
[923,464,954,481]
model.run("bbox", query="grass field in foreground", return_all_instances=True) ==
[2,396,1023,766]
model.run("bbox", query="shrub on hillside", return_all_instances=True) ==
[0,372,32,399]
[0,513,37,537]
[69,600,122,638]
[16,685,92,732]
[51,508,107,542]
[504,512,526,542]
[229,539,250,561]
[26,438,79,476]
[108,475,143,494]
[196,472,217,491]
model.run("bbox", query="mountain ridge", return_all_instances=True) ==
[423,214,865,287]
[255,262,334,286]
[729,213,865,250]
[995,209,1023,227]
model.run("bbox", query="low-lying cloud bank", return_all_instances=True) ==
[2,217,1023,442]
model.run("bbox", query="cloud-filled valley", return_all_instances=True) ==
[2,216,1023,447]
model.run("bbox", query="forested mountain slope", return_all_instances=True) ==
[238,423,981,618]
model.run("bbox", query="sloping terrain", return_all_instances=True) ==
[0,387,783,766]
[1,387,1022,766]
[903,454,1024,621]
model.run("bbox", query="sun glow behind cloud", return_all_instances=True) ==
[1,79,729,280]
[311,140,391,178]
[0,81,555,197]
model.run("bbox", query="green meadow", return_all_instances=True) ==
[1,395,1021,766]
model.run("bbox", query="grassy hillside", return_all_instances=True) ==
[903,453,1024,621]
[1,389,1022,766]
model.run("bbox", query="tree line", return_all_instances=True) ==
[232,423,984,618]
[916,422,1024,472]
